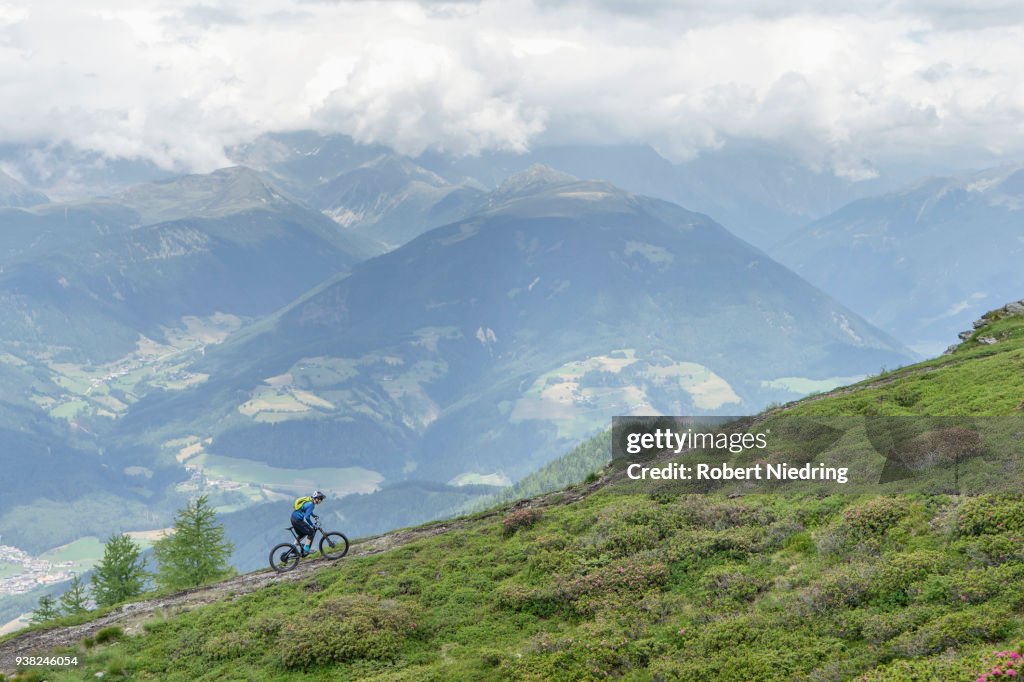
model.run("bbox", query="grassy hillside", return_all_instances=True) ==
[6,309,1024,681]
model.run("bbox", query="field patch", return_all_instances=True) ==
[648,361,741,409]
[39,536,105,573]
[762,375,865,394]
[448,472,512,487]
[189,453,383,498]
[513,351,740,439]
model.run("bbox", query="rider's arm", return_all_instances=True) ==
[301,501,316,525]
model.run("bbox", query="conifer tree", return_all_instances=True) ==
[29,594,60,624]
[153,495,234,590]
[58,575,89,615]
[91,533,149,607]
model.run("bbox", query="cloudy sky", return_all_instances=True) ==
[1,0,1022,177]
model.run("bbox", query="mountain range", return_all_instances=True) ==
[0,161,913,576]
[93,166,912,576]
[227,132,910,251]
[774,165,1024,353]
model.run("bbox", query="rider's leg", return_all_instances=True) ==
[291,520,313,554]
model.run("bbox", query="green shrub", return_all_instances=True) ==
[800,563,875,613]
[890,384,921,407]
[919,575,955,604]
[94,626,124,644]
[870,550,949,606]
[961,533,1024,566]
[816,497,912,556]
[248,614,283,641]
[843,497,911,542]
[700,564,770,605]
[277,595,417,670]
[10,671,48,682]
[498,557,668,617]
[201,631,251,660]
[783,531,816,555]
[855,647,989,681]
[652,618,844,681]
[507,630,643,680]
[586,520,662,557]
[951,563,1024,605]
[889,605,1014,657]
[579,557,666,595]
[859,606,939,645]
[495,583,565,618]
[674,498,776,530]
[666,526,767,567]
[956,495,1024,536]
[502,508,543,536]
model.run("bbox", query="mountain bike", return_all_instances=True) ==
[269,515,349,573]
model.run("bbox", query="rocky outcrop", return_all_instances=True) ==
[944,298,1024,354]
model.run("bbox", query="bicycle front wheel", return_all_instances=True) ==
[269,542,301,572]
[319,532,349,560]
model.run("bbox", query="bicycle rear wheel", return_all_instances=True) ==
[319,532,349,560]
[269,542,301,572]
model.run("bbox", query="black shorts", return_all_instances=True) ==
[291,517,315,538]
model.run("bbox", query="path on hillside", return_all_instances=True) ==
[0,482,601,675]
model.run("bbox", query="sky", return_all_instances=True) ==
[1,0,1023,178]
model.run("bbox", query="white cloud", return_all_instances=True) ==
[0,0,1022,173]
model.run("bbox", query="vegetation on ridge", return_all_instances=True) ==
[6,311,1024,681]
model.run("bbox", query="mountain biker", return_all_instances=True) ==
[291,490,325,556]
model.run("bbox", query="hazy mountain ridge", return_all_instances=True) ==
[773,164,1024,353]
[0,152,925,621]
[312,155,487,253]
[229,135,491,254]
[115,166,295,225]
[229,132,917,250]
[116,170,910,504]
[0,202,139,263]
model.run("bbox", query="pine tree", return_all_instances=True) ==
[58,575,90,615]
[153,495,234,590]
[29,594,60,624]
[91,533,149,607]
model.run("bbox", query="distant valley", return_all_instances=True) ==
[0,138,993,599]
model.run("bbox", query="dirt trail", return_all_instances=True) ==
[0,482,600,675]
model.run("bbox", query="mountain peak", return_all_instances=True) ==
[493,164,579,198]
[118,166,290,225]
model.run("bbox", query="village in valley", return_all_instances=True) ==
[0,543,76,598]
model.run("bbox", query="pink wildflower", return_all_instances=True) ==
[1007,671,1017,678]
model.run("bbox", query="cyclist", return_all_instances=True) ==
[291,490,326,556]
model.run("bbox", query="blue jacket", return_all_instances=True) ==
[291,500,316,525]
